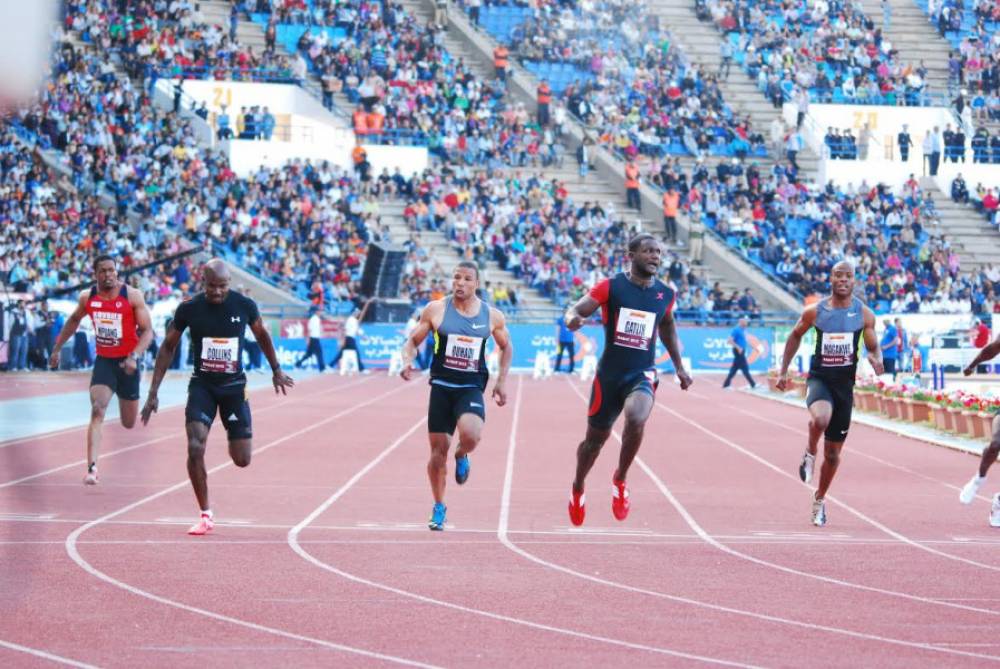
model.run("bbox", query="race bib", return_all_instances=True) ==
[821,332,855,367]
[94,312,123,347]
[613,308,656,350]
[443,334,483,372]
[201,337,239,373]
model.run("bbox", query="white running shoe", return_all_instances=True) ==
[990,494,1000,528]
[799,452,816,484]
[811,498,827,527]
[959,475,985,505]
[83,468,99,485]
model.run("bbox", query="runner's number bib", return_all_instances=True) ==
[201,337,239,374]
[94,312,123,347]
[821,332,854,367]
[614,308,656,350]
[443,334,483,372]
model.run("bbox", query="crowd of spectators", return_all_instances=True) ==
[463,0,768,160]
[699,0,932,106]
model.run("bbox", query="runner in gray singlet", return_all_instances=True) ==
[776,261,883,527]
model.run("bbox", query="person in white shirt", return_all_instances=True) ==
[294,307,326,372]
[331,299,374,372]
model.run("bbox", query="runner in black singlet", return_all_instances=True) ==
[563,234,693,526]
[140,259,294,535]
[400,261,513,531]
[777,261,882,526]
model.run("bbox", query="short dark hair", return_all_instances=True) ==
[93,254,115,271]
[456,261,480,280]
[628,234,657,253]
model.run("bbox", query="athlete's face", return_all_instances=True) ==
[830,265,855,297]
[452,267,478,299]
[204,272,231,304]
[629,239,662,278]
[94,260,118,291]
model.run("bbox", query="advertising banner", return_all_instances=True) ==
[269,324,774,372]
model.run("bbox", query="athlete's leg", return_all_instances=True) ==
[454,413,483,459]
[228,438,252,467]
[573,425,612,494]
[815,439,845,500]
[615,390,654,482]
[427,432,451,504]
[975,415,1000,478]
[186,421,212,512]
[118,398,139,429]
[87,385,113,468]
[807,400,832,457]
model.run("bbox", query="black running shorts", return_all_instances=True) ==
[185,379,253,440]
[90,355,141,401]
[806,376,854,443]
[587,368,658,430]
[427,384,486,435]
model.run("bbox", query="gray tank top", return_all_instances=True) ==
[429,297,491,390]
[809,296,865,382]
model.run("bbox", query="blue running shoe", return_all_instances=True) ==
[455,454,470,485]
[428,502,447,531]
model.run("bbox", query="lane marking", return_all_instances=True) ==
[289,378,749,665]
[0,639,98,668]
[65,381,435,668]
[654,397,1000,574]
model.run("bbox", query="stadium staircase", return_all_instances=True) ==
[646,1,821,177]
[200,0,354,124]
[921,179,1000,271]
[416,0,801,310]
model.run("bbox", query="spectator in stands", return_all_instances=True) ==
[952,174,970,203]
[625,158,641,211]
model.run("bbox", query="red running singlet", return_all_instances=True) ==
[84,284,138,358]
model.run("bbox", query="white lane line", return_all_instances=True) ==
[655,398,1000,574]
[0,376,376,489]
[289,378,748,665]
[703,390,994,504]
[65,381,435,669]
[0,638,98,668]
[501,378,1000,661]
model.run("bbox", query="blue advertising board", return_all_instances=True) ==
[270,324,773,373]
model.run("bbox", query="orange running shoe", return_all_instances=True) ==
[568,490,586,526]
[611,477,630,521]
[188,513,214,536]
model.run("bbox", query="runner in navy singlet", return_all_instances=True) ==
[563,234,693,526]
[777,261,882,526]
[400,261,513,531]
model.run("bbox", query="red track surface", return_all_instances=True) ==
[2,372,1000,668]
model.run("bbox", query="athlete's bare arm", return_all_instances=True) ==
[400,300,443,381]
[49,290,89,369]
[489,307,513,406]
[861,306,884,375]
[964,333,1000,376]
[777,305,817,390]
[124,286,154,375]
[357,297,375,323]
[658,308,693,390]
[141,325,183,425]
[564,293,600,331]
[250,316,294,394]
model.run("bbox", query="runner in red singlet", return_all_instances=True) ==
[50,255,153,485]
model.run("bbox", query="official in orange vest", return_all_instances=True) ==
[662,187,680,243]
[493,45,509,81]
[625,160,641,212]
[366,110,384,135]
[537,80,551,127]
[353,108,369,136]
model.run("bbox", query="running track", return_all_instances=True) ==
[2,372,999,668]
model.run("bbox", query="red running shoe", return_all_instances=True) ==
[611,477,630,521]
[568,490,586,526]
